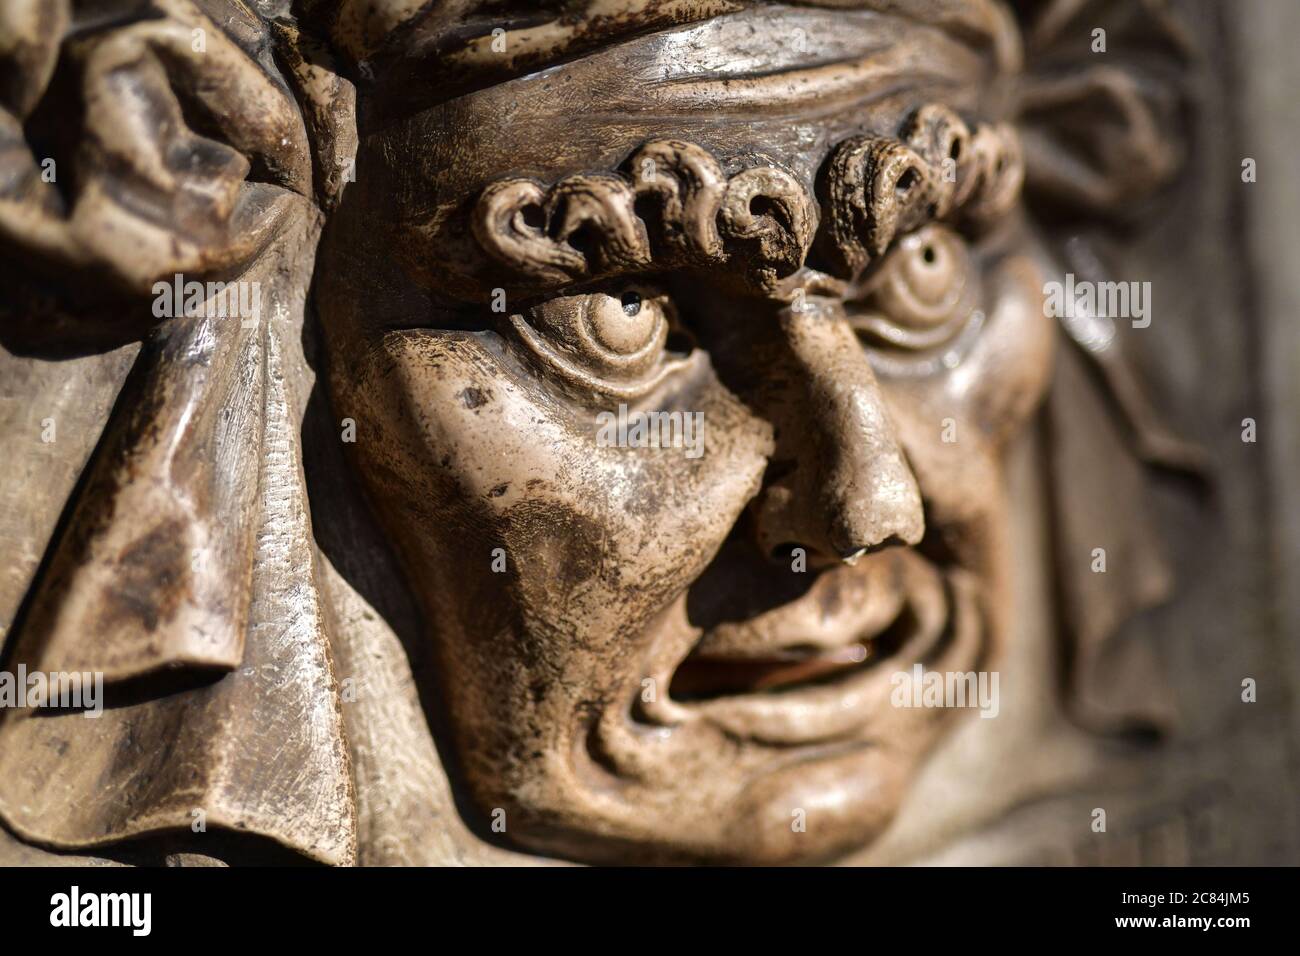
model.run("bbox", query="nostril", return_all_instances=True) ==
[768,541,835,569]
[770,542,802,564]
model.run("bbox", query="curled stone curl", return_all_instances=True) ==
[816,104,1024,278]
[473,140,815,295]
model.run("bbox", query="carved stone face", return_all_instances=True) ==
[319,8,1053,863]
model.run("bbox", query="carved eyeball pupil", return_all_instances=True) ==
[904,238,953,300]
[586,290,660,356]
[855,224,969,337]
[896,168,919,196]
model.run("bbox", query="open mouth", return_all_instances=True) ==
[669,606,916,699]
[670,513,924,701]
[660,523,984,746]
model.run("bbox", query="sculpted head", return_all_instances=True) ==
[316,1,1053,863]
[0,0,1215,869]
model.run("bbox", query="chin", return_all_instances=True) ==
[456,536,995,866]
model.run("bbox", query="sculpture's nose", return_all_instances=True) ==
[751,298,925,564]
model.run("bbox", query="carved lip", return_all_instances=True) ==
[667,642,874,698]
[669,551,981,745]
[670,554,908,697]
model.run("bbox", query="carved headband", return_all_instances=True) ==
[337,0,1022,122]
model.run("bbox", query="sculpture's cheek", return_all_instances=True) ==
[964,254,1055,444]
[883,253,1051,434]
[873,254,1052,541]
[338,327,772,655]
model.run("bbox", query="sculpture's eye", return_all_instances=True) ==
[509,283,694,395]
[846,224,979,353]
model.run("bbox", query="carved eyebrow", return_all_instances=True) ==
[472,140,815,298]
[467,103,1023,299]
[815,104,1024,278]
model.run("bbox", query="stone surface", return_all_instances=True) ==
[0,0,1293,866]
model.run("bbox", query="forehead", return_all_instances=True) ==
[333,6,1023,317]
[369,7,1015,206]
